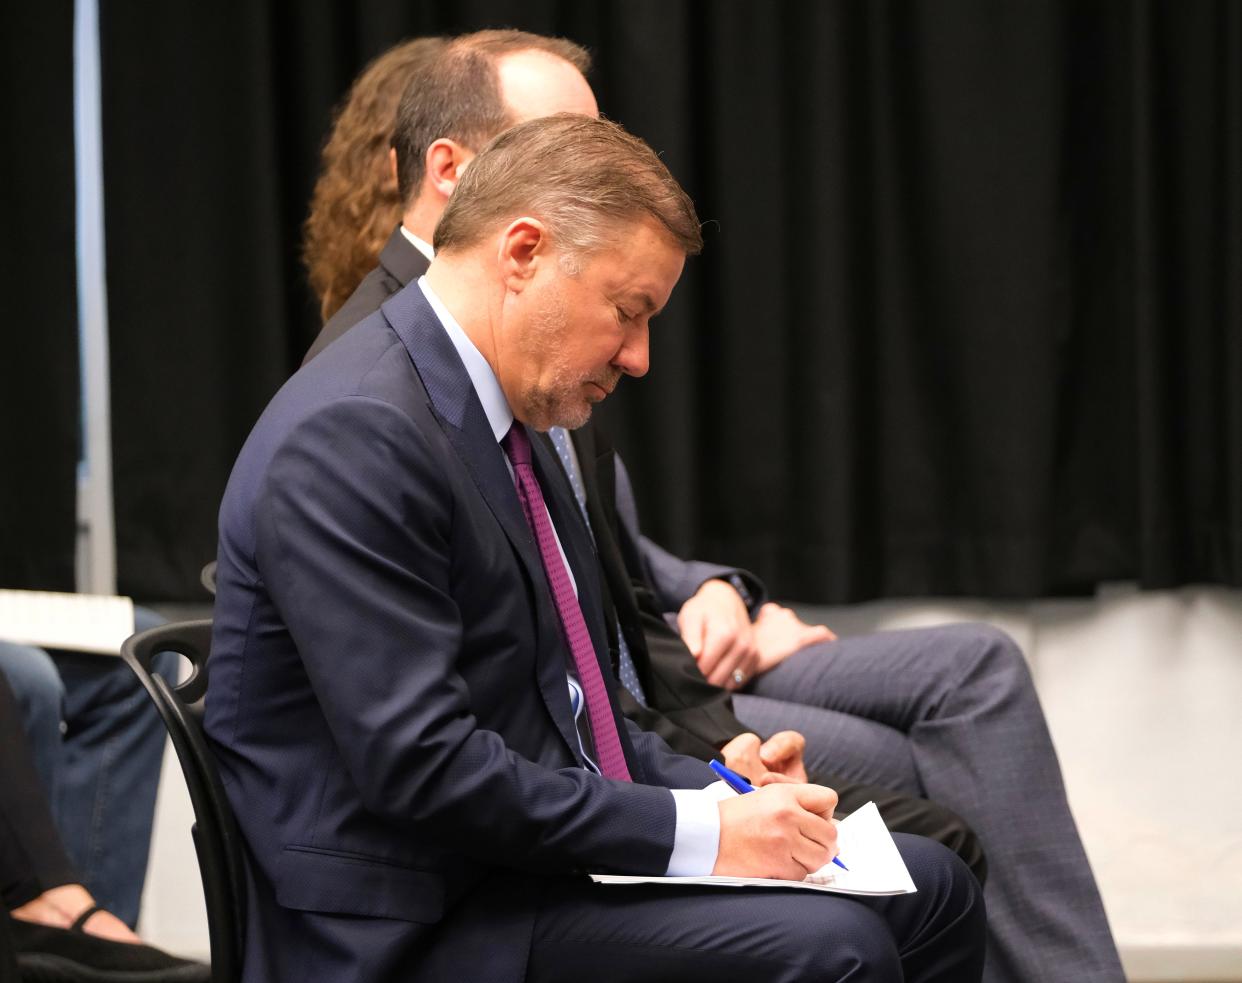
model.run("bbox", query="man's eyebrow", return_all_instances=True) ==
[614,290,662,318]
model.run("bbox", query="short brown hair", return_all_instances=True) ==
[434,114,703,260]
[303,37,446,321]
[393,30,592,204]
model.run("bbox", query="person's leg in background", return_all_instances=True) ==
[732,690,926,796]
[47,606,179,928]
[2,668,208,980]
[0,667,139,943]
[742,622,1125,983]
[0,641,65,802]
[731,692,988,886]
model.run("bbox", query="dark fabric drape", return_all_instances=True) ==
[95,0,1241,602]
[600,0,1242,601]
[100,0,616,599]
[0,0,79,591]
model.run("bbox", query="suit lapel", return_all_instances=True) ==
[387,287,535,568]
[381,285,604,764]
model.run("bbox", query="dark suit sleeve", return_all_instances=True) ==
[255,396,682,876]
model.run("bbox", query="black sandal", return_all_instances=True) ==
[10,915,211,981]
[68,905,103,933]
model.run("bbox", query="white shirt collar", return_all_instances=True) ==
[400,226,435,263]
[417,277,513,443]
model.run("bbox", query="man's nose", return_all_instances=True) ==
[613,323,649,378]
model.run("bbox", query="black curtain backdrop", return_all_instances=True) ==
[0,0,79,591]
[81,0,1242,601]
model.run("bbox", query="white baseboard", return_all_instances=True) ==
[1120,944,1242,982]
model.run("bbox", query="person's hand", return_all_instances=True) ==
[720,731,809,786]
[677,579,759,690]
[751,602,837,674]
[758,730,809,784]
[713,783,838,879]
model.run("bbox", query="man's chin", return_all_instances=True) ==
[549,402,593,431]
[522,398,593,433]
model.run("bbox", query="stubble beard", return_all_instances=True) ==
[519,292,619,432]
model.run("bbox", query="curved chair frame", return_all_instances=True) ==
[121,620,244,983]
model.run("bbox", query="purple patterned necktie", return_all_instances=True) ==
[501,423,632,782]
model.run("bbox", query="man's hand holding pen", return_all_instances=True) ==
[712,783,839,880]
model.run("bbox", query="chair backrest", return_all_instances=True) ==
[121,620,243,983]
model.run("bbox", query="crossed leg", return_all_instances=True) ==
[734,623,1124,983]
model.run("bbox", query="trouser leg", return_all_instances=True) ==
[527,835,984,983]
[747,623,1124,983]
[730,690,988,884]
[0,642,65,802]
[0,673,77,909]
[48,607,176,927]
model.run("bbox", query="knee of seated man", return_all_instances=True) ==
[779,896,902,981]
[891,832,985,918]
[0,642,65,729]
[937,622,1031,688]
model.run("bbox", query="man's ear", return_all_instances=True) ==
[496,218,548,292]
[423,138,474,201]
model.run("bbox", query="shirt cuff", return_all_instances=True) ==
[665,781,734,876]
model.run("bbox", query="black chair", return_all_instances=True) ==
[121,620,243,983]
[200,561,217,597]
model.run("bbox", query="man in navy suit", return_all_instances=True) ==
[304,30,987,872]
[208,114,984,982]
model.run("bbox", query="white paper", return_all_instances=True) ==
[0,589,135,656]
[590,800,917,896]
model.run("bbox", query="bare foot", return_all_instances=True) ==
[11,884,141,944]
[76,907,141,944]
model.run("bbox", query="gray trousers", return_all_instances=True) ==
[732,622,1125,983]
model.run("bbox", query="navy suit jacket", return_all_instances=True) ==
[207,281,712,983]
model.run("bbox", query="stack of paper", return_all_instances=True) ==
[590,801,917,896]
[0,590,135,656]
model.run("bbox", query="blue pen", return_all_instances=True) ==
[710,760,849,870]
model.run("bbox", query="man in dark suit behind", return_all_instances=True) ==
[209,113,983,981]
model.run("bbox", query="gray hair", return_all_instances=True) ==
[433,114,703,260]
